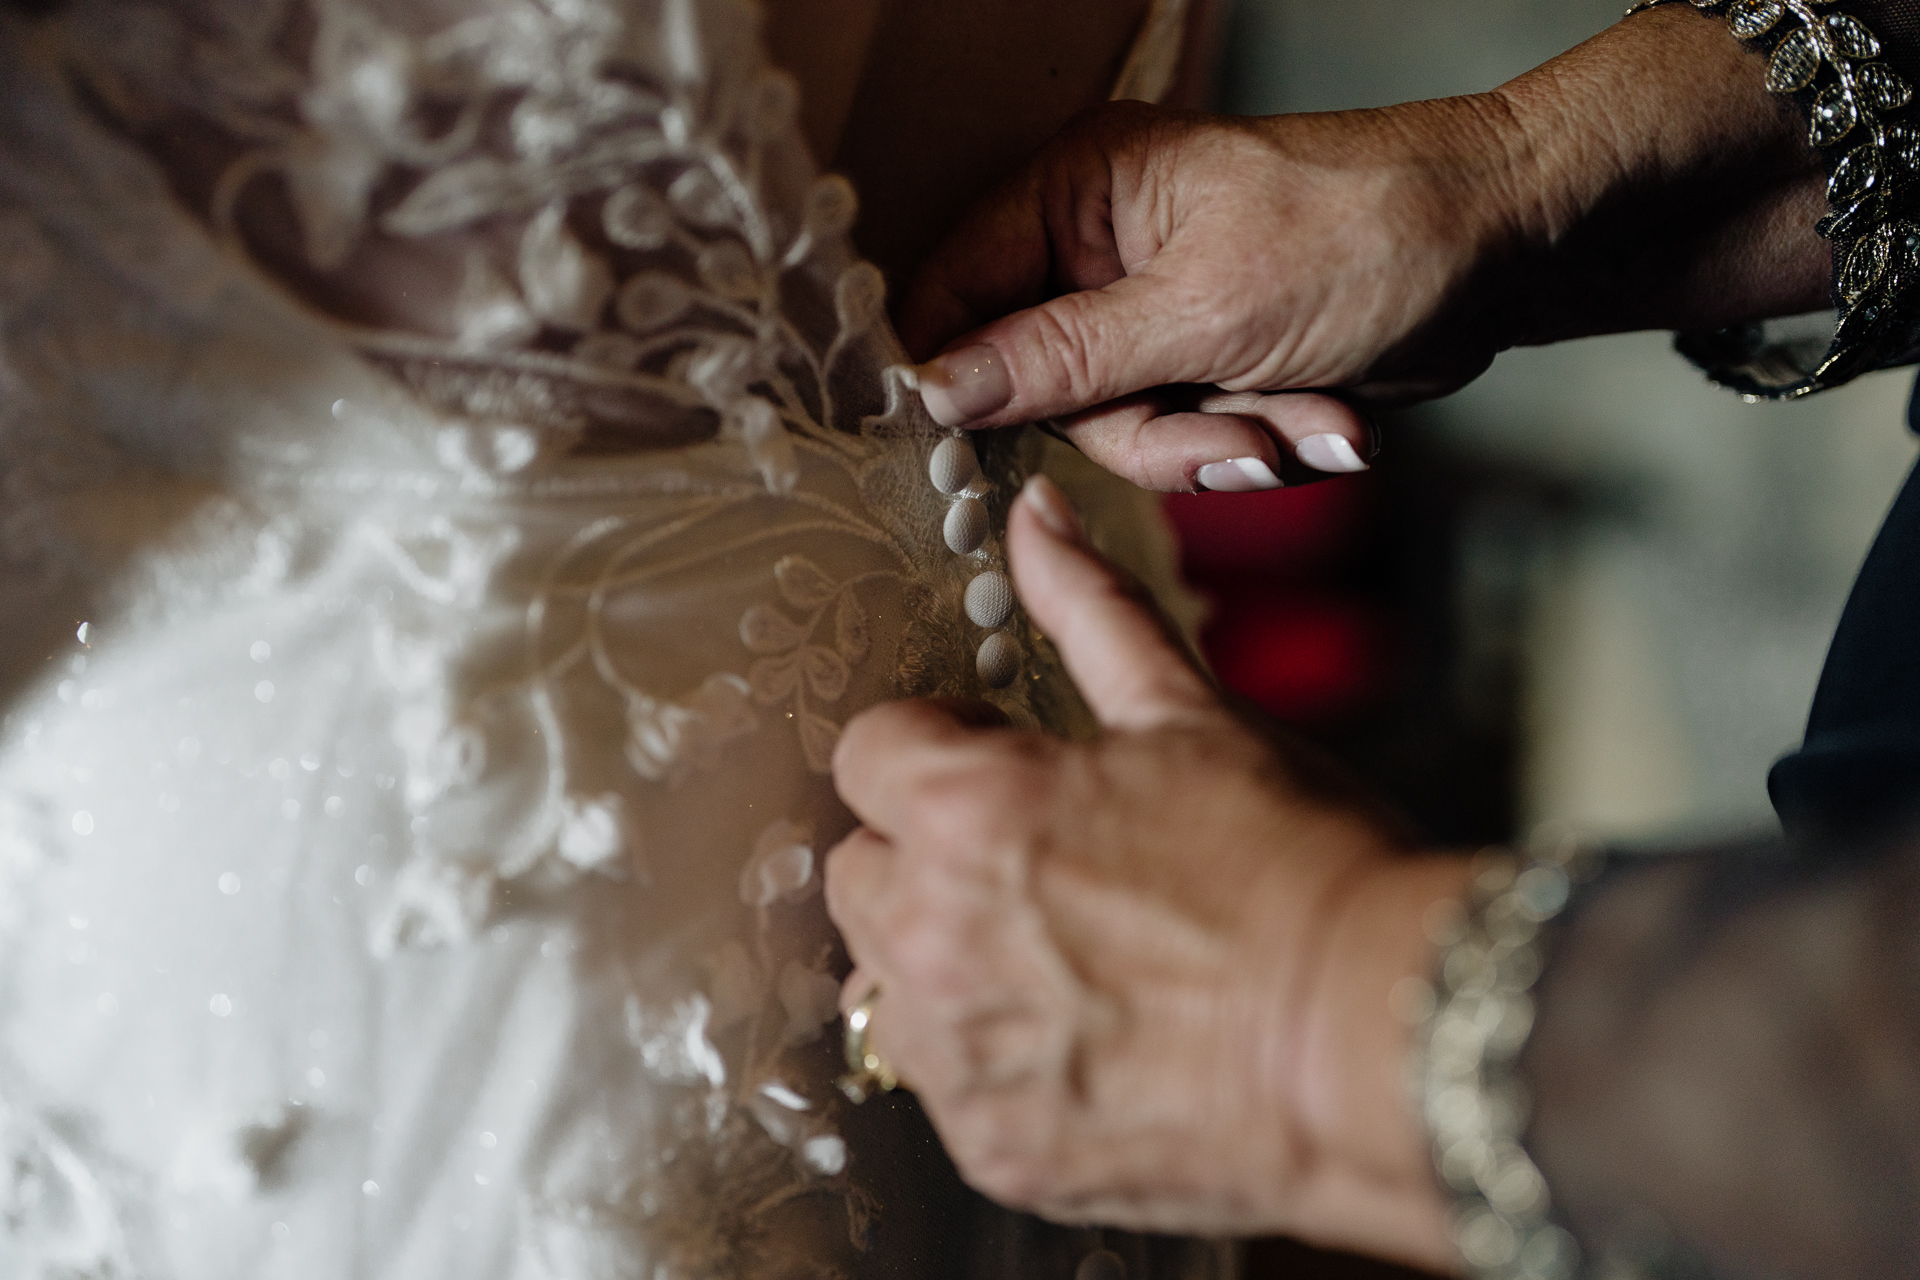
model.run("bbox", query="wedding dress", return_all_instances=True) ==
[0,1,1223,1277]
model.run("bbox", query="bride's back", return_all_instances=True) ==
[0,3,1222,1277]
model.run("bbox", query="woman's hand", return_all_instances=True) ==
[823,476,1472,1270]
[896,5,1827,492]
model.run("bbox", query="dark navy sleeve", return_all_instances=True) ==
[1769,384,1920,843]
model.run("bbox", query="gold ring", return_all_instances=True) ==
[837,985,899,1103]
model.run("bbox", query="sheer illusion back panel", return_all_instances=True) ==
[0,1,1222,1277]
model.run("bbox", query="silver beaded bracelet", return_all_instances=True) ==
[1417,829,1605,1280]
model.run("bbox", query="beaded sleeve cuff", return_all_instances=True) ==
[1629,0,1920,398]
[1419,832,1605,1280]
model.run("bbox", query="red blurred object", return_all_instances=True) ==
[1201,590,1389,722]
[1163,476,1370,579]
[1163,478,1392,722]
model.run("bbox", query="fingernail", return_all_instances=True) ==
[1020,474,1085,543]
[1295,433,1368,473]
[1195,457,1282,493]
[915,345,1012,427]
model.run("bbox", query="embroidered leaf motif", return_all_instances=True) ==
[1766,27,1821,94]
[834,262,886,334]
[1829,145,1878,201]
[573,331,646,369]
[835,591,870,664]
[615,272,694,331]
[804,175,859,240]
[1895,220,1920,271]
[1886,123,1920,172]
[556,792,628,873]
[1856,61,1913,111]
[704,940,763,1030]
[801,647,850,703]
[668,167,732,227]
[661,0,705,84]
[383,157,514,237]
[1841,224,1892,301]
[1728,0,1784,39]
[728,398,799,494]
[691,673,756,741]
[453,253,539,352]
[623,675,758,783]
[697,241,760,300]
[624,694,699,781]
[684,336,765,400]
[603,183,675,250]
[740,605,804,655]
[1809,84,1860,148]
[1825,13,1880,60]
[282,134,383,270]
[776,961,842,1045]
[739,819,816,907]
[510,95,585,162]
[774,556,837,609]
[519,201,613,330]
[749,653,801,703]
[797,713,841,773]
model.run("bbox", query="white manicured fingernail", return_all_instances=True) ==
[1295,433,1368,473]
[1195,457,1282,493]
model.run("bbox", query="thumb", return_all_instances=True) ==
[1008,475,1222,733]
[914,268,1225,431]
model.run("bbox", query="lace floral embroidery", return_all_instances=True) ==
[741,556,874,771]
[71,0,889,466]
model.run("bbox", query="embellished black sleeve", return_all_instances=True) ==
[1423,829,1920,1280]
[1423,388,1920,1276]
[1642,0,1920,396]
[1517,830,1920,1280]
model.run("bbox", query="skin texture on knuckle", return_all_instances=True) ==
[829,702,898,777]
[1020,290,1121,410]
[945,1096,1074,1214]
[874,887,977,999]
[903,749,1045,855]
[1078,413,1188,493]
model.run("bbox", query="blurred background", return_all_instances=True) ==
[1176,4,1918,1272]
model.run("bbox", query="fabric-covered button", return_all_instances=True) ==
[976,630,1020,688]
[963,570,1014,629]
[1075,1250,1128,1280]
[944,497,988,555]
[929,435,981,495]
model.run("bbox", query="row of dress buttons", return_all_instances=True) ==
[930,434,1019,688]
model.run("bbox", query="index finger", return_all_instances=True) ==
[831,698,992,837]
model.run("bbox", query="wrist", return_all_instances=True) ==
[1274,853,1474,1272]
[1282,855,1474,1274]
[1483,4,1827,343]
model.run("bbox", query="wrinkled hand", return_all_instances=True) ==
[823,476,1468,1267]
[901,98,1492,490]
[895,6,1826,493]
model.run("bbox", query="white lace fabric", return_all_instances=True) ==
[0,2,1216,1277]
